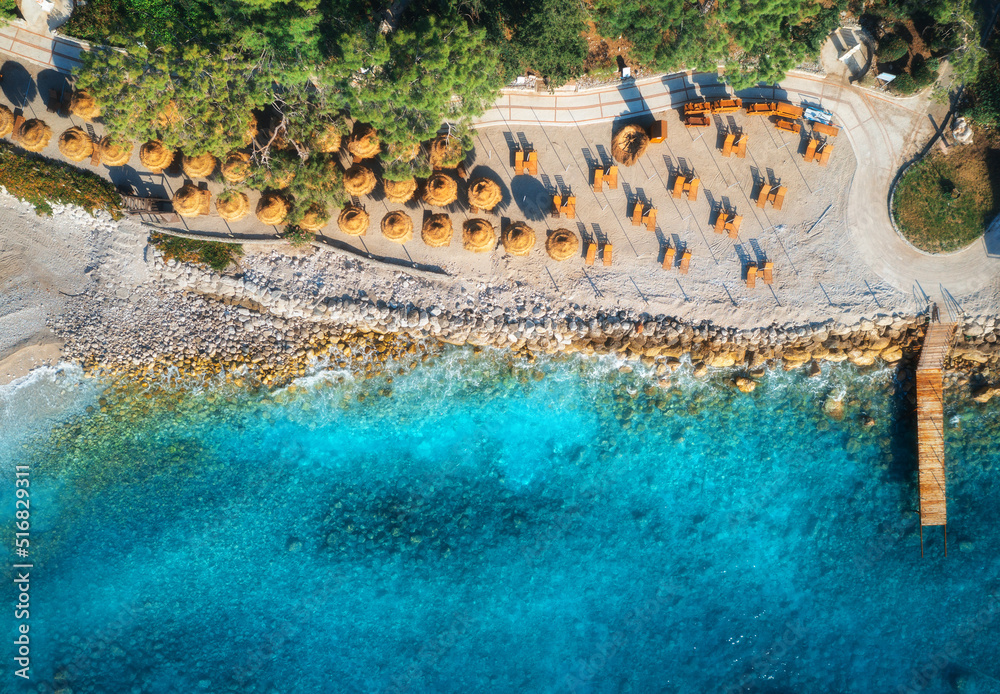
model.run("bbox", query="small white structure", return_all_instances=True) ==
[952,117,974,145]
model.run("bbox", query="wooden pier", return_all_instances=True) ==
[916,320,955,556]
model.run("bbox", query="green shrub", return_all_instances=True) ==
[891,73,918,94]
[911,59,938,88]
[0,0,19,18]
[150,233,243,271]
[282,226,315,248]
[0,142,122,217]
[878,34,909,62]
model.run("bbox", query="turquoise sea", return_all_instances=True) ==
[2,349,999,694]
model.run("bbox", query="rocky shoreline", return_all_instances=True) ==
[47,247,1000,398]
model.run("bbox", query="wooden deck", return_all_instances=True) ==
[916,322,955,529]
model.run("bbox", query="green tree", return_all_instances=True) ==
[75,43,269,157]
[878,35,909,62]
[517,0,588,84]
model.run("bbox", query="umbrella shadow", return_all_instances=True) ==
[509,175,549,222]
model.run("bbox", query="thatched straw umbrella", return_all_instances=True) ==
[428,135,464,169]
[58,127,93,162]
[344,164,377,197]
[215,190,250,222]
[182,153,218,179]
[298,203,329,232]
[467,177,502,211]
[0,105,13,138]
[173,183,209,218]
[156,100,182,129]
[611,124,649,167]
[222,151,250,184]
[422,173,458,207]
[384,178,417,204]
[242,114,258,146]
[69,90,100,121]
[311,123,342,153]
[99,137,133,167]
[337,204,369,236]
[381,211,413,243]
[421,214,453,247]
[502,222,535,256]
[139,140,174,173]
[462,218,495,253]
[256,192,290,226]
[546,228,579,261]
[18,119,52,153]
[347,123,380,160]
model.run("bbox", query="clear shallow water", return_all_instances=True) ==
[2,352,999,694]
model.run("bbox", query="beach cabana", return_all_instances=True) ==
[502,222,535,256]
[182,153,218,179]
[344,164,377,197]
[298,203,330,232]
[139,140,174,173]
[467,177,502,212]
[222,151,251,184]
[58,127,94,162]
[173,183,210,218]
[337,205,370,236]
[347,123,380,161]
[462,218,495,253]
[216,190,250,222]
[256,191,290,226]
[99,137,133,167]
[546,228,579,261]
[69,91,100,121]
[421,214,453,247]
[18,119,52,153]
[384,178,417,204]
[422,173,458,207]
[0,105,15,138]
[381,211,414,243]
[611,124,649,167]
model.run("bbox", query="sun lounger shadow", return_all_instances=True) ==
[749,238,766,263]
[595,145,612,168]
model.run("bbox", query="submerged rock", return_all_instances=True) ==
[823,394,845,421]
[972,385,998,403]
[734,377,756,394]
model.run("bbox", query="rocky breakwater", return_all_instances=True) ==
[51,247,1000,391]
[147,250,1000,380]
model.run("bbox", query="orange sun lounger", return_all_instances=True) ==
[526,151,538,175]
[607,165,618,189]
[515,150,524,175]
[603,243,613,266]
[662,246,676,270]
[812,122,839,137]
[733,134,747,159]
[711,98,742,114]
[746,264,757,289]
[593,167,604,193]
[649,120,668,143]
[644,208,657,232]
[774,118,801,134]
[684,114,711,127]
[804,137,819,163]
[745,102,777,116]
[762,261,773,284]
[631,202,643,227]
[772,186,787,210]
[775,103,804,120]
[818,144,834,167]
[585,242,597,266]
[726,215,743,239]
[721,132,735,158]
[679,250,691,274]
[683,101,711,115]
[757,183,771,209]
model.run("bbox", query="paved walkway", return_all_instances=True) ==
[0,19,84,73]
[1,20,998,310]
